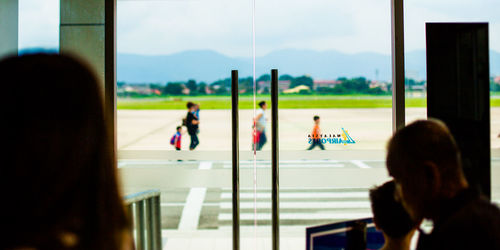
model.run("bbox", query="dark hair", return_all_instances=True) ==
[0,54,128,249]
[258,101,266,108]
[369,181,415,238]
[176,126,182,130]
[386,119,463,183]
[314,115,320,121]
[187,101,195,109]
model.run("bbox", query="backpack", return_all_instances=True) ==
[170,134,176,145]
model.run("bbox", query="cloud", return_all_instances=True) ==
[117,0,389,56]
[404,0,500,53]
[17,0,500,56]
[18,0,59,50]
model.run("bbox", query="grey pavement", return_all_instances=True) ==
[119,158,500,231]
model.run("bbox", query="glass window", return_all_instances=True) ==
[256,0,393,248]
[117,0,253,248]
[18,0,59,53]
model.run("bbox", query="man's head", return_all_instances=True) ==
[259,101,267,110]
[187,101,195,111]
[176,126,182,132]
[386,119,468,221]
[370,181,416,239]
[313,115,320,124]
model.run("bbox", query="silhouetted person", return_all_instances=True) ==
[386,119,500,250]
[370,181,418,250]
[186,102,199,150]
[0,54,131,250]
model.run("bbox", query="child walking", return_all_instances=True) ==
[308,115,325,150]
[170,126,182,150]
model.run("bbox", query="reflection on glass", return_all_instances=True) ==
[404,0,500,205]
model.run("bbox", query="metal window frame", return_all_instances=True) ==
[392,0,405,132]
[105,0,118,161]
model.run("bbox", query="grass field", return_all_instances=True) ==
[117,95,500,109]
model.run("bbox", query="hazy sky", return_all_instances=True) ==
[19,0,500,57]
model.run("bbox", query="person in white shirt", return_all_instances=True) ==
[255,101,267,150]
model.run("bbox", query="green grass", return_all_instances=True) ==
[117,95,500,109]
[492,98,500,107]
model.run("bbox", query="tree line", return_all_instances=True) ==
[118,74,471,97]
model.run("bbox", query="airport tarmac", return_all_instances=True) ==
[117,108,500,250]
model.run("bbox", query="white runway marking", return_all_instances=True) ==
[220,201,370,209]
[223,164,344,169]
[199,161,213,170]
[161,202,219,207]
[218,212,372,221]
[220,160,340,164]
[221,192,368,199]
[351,160,372,169]
[221,187,368,191]
[117,160,198,168]
[178,188,206,230]
[177,162,212,230]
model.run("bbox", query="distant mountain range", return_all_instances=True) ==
[117,49,500,83]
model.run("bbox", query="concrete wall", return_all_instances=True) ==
[60,0,106,93]
[0,0,18,59]
[60,0,117,154]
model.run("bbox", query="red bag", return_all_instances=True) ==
[252,120,260,144]
[253,129,261,143]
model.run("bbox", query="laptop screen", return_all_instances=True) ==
[306,218,385,250]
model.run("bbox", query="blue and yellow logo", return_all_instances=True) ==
[307,128,356,145]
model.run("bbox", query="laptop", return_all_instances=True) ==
[306,217,384,250]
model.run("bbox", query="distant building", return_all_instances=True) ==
[205,86,214,94]
[405,82,427,97]
[313,80,341,90]
[409,85,427,91]
[369,81,389,91]
[121,84,155,95]
[181,84,190,95]
[257,80,291,93]
[283,85,310,94]
[495,76,500,84]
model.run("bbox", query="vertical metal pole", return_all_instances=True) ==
[271,69,280,250]
[130,203,138,249]
[231,70,240,250]
[146,198,154,250]
[391,0,405,132]
[151,195,162,250]
[105,0,118,160]
[136,200,146,250]
[127,204,134,243]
